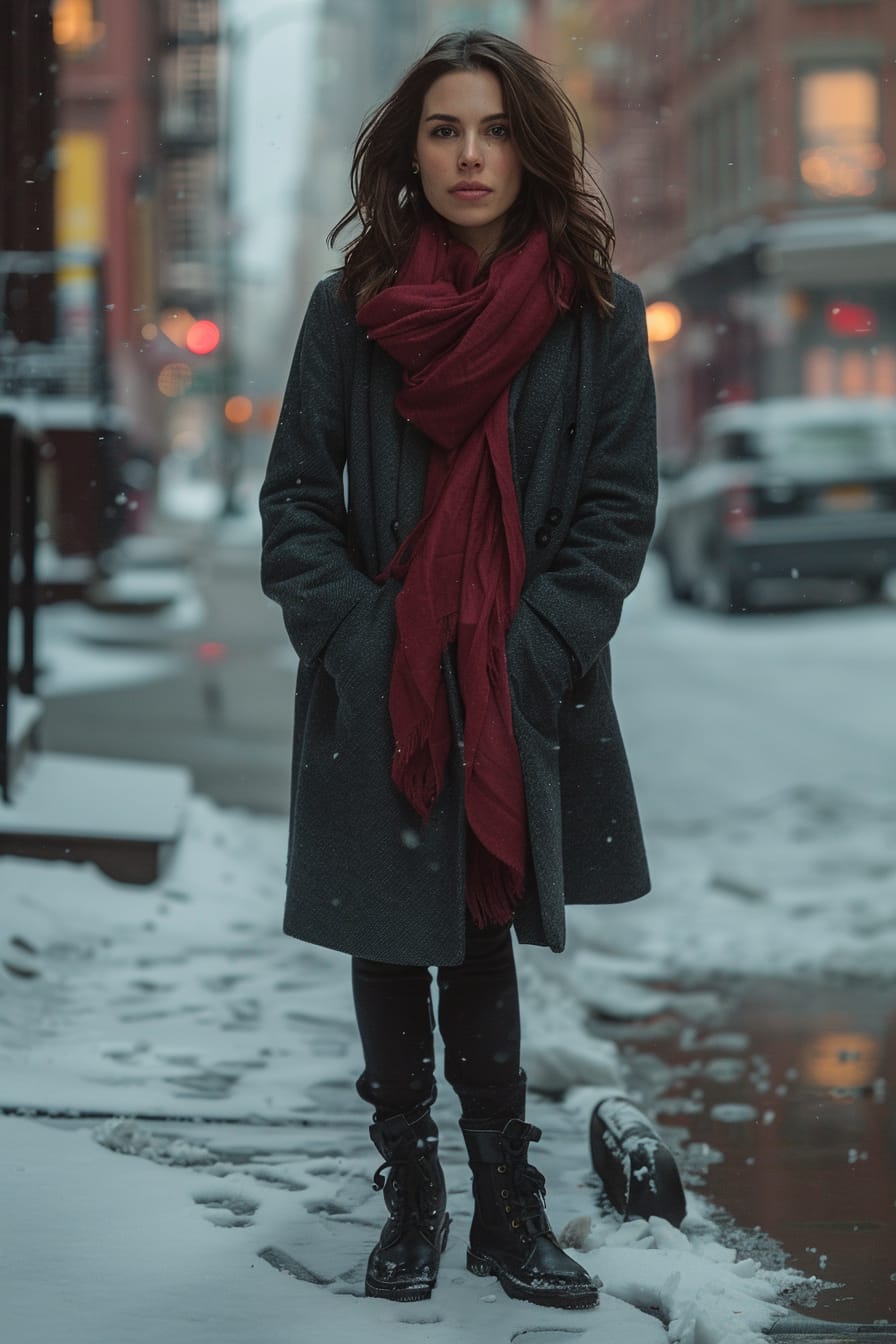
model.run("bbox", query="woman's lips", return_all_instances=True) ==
[450,187,492,201]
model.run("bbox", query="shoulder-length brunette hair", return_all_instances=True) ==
[328,30,616,317]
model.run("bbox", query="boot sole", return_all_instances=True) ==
[364,1217,450,1302]
[466,1249,599,1310]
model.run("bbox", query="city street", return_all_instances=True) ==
[40,515,896,831]
[39,510,294,815]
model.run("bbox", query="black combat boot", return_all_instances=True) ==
[364,1104,450,1302]
[459,1116,599,1310]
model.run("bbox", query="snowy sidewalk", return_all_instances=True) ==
[3,785,894,1342]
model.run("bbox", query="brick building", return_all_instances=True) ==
[0,1,226,558]
[55,0,164,458]
[589,0,896,460]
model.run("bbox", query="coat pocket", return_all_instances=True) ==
[506,597,573,740]
[322,578,399,735]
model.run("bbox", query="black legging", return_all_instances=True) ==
[352,914,522,1120]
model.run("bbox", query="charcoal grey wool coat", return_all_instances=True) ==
[259,268,658,966]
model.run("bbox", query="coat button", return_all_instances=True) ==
[390,519,401,537]
[566,422,576,440]
[535,526,551,547]
[546,507,562,525]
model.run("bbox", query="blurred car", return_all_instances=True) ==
[655,397,896,612]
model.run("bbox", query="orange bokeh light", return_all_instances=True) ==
[224,395,254,425]
[159,308,195,347]
[646,302,682,344]
[801,1032,880,1090]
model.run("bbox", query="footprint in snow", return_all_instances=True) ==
[201,974,247,992]
[305,1199,353,1217]
[303,1159,341,1176]
[193,1190,258,1228]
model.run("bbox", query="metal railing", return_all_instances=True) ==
[0,411,39,803]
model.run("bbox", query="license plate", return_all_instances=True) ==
[820,484,876,511]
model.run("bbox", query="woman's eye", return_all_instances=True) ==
[428,124,510,139]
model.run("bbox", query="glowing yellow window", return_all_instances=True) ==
[52,0,105,54]
[799,69,883,201]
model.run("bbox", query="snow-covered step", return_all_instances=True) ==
[85,566,190,616]
[35,545,95,604]
[0,750,191,883]
[116,533,197,570]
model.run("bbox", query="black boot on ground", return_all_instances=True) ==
[459,1116,599,1310]
[364,1106,450,1302]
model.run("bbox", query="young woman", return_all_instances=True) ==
[260,29,657,1312]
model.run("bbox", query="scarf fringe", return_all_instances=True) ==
[391,719,440,821]
[466,831,525,930]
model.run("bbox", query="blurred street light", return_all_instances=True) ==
[646,301,682,344]
[224,394,253,425]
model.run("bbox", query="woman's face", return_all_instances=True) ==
[414,68,523,260]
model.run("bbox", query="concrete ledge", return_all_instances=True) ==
[0,751,191,883]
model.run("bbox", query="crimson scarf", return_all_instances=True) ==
[357,222,575,928]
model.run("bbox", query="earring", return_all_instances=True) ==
[411,163,419,175]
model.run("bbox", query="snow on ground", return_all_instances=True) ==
[3,548,894,1340]
[5,766,890,1341]
[614,555,896,825]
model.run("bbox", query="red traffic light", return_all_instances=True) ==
[185,319,221,355]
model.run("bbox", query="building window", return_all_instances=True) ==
[690,82,759,230]
[735,84,760,209]
[798,68,883,201]
[162,0,219,40]
[52,0,105,55]
[161,42,218,141]
[690,0,756,52]
[165,154,216,258]
[803,347,896,397]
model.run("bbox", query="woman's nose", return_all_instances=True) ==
[458,138,483,168]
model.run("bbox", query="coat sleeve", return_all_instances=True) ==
[259,278,380,666]
[515,277,658,683]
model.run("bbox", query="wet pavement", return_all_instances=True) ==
[597,976,896,1328]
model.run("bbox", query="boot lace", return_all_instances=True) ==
[371,1146,441,1231]
[503,1147,549,1239]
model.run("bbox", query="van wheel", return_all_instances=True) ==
[665,548,693,604]
[696,559,750,615]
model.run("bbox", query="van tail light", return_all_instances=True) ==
[722,483,755,536]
